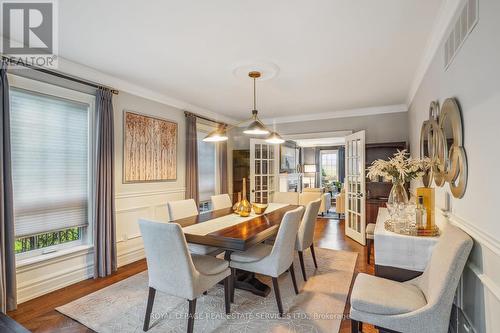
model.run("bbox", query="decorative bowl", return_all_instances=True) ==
[252,203,268,215]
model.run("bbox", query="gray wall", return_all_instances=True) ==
[407,0,500,331]
[230,111,409,150]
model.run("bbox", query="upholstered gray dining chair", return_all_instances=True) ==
[229,206,305,316]
[272,191,300,205]
[295,198,322,281]
[167,199,221,255]
[138,219,231,333]
[349,223,473,333]
[211,194,232,210]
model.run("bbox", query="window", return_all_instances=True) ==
[9,75,95,258]
[320,150,338,189]
[197,130,216,211]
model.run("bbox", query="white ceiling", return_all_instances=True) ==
[58,0,443,121]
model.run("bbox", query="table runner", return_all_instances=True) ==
[374,208,439,271]
[182,203,289,236]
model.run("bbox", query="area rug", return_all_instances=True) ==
[57,247,357,333]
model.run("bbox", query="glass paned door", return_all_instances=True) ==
[345,131,366,245]
[250,139,279,203]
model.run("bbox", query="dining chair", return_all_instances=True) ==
[349,223,473,333]
[138,219,231,333]
[229,206,305,316]
[272,191,299,205]
[211,194,232,210]
[295,198,322,281]
[167,199,221,255]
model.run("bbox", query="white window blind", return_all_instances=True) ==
[10,88,91,238]
[197,130,216,202]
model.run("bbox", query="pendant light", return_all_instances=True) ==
[203,70,286,144]
[265,131,285,144]
[202,126,228,142]
[243,71,269,135]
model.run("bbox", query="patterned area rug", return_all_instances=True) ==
[57,247,357,333]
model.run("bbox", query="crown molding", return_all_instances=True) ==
[407,0,464,106]
[55,57,238,125]
[260,104,407,125]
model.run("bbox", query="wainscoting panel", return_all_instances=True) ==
[16,246,94,304]
[16,188,185,304]
[444,211,500,333]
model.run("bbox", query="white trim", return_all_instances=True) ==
[282,130,352,140]
[17,261,94,304]
[442,210,500,302]
[117,245,145,267]
[443,210,500,257]
[467,262,500,302]
[407,0,464,106]
[16,244,94,271]
[260,104,407,125]
[116,234,142,244]
[115,188,186,200]
[56,57,238,125]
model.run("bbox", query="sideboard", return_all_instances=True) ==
[374,208,440,281]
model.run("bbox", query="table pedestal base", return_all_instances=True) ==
[234,271,271,297]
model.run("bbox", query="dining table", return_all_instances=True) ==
[172,202,300,297]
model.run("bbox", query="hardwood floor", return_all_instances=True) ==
[8,216,376,333]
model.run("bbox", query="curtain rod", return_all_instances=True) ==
[184,111,227,127]
[1,55,119,95]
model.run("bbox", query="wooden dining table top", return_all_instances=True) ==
[172,204,300,252]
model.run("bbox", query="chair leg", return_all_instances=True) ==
[230,268,236,303]
[289,263,299,295]
[298,251,307,281]
[223,276,231,314]
[187,298,197,333]
[310,244,318,269]
[143,287,156,332]
[366,239,372,265]
[271,277,284,317]
[351,319,361,333]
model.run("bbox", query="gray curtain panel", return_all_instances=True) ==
[338,146,345,183]
[0,60,16,312]
[218,141,228,194]
[94,88,117,278]
[185,113,199,203]
[314,148,321,187]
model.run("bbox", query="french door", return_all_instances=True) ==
[250,139,279,203]
[345,131,366,245]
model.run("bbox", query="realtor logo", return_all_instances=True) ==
[1,0,58,67]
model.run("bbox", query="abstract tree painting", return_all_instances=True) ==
[124,111,177,182]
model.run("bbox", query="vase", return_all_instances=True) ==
[388,179,408,206]
[236,178,251,217]
[387,179,409,230]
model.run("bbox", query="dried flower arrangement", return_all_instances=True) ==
[366,150,432,183]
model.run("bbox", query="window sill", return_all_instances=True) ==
[16,244,94,269]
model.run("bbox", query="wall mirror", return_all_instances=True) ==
[419,98,467,198]
[420,120,435,187]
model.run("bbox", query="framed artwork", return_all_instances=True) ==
[280,142,298,173]
[123,111,177,183]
